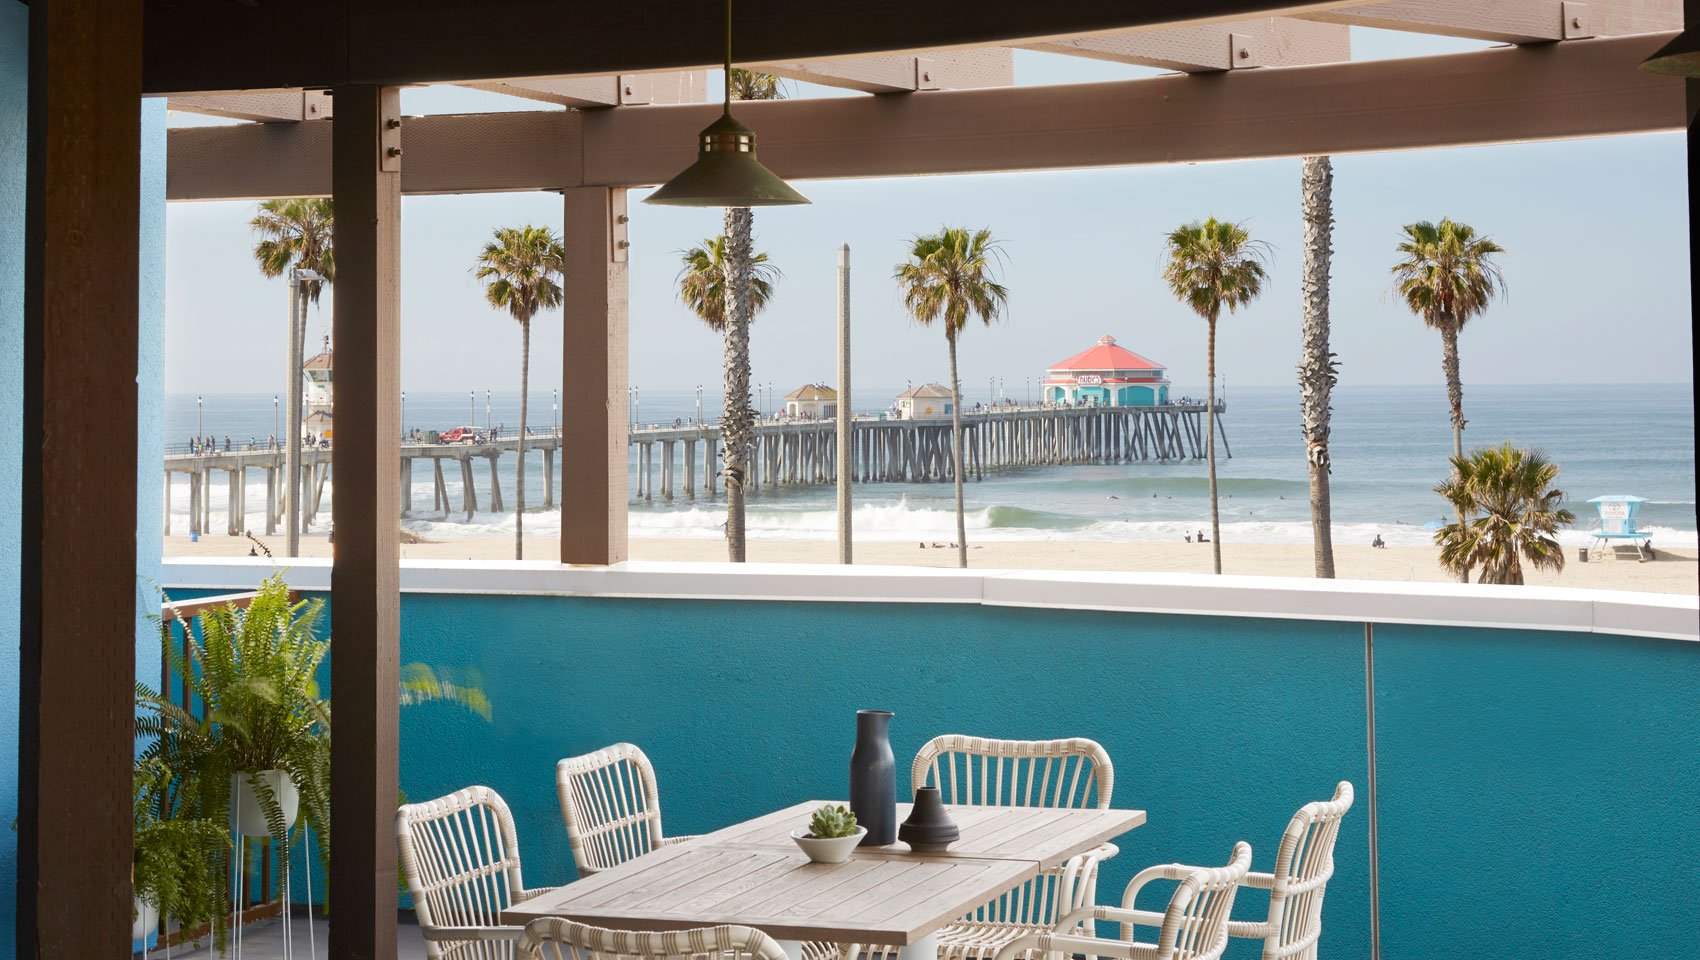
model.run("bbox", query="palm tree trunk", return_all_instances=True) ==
[1441,321,1468,582]
[1299,155,1337,579]
[515,317,529,560]
[722,206,754,563]
[284,285,306,554]
[947,331,967,569]
[1207,311,1221,574]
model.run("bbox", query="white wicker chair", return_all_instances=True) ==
[1108,783,1353,960]
[556,743,699,877]
[397,785,561,960]
[996,843,1252,960]
[520,919,790,960]
[909,736,1118,960]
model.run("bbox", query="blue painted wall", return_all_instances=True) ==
[1,5,29,946]
[150,586,1700,959]
[1,8,168,943]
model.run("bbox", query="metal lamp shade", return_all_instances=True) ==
[644,112,810,207]
[1641,27,1700,77]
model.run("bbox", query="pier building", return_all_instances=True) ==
[896,382,954,420]
[304,335,334,438]
[1043,334,1170,406]
[783,383,837,419]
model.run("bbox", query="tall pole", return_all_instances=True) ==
[553,387,558,437]
[634,387,640,427]
[273,395,279,444]
[401,391,407,439]
[469,389,474,426]
[485,389,491,435]
[196,395,202,437]
[836,243,852,565]
[284,270,303,554]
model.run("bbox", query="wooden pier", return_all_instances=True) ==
[162,434,564,535]
[162,403,1224,533]
[626,402,1228,501]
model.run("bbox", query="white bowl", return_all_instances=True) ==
[791,826,867,863]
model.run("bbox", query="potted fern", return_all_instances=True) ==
[133,758,228,945]
[791,804,865,863]
[137,572,331,946]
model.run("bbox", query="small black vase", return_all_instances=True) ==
[899,786,960,852]
[849,710,895,846]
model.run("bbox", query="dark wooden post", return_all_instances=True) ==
[19,1,142,957]
[329,83,402,960]
[561,186,629,565]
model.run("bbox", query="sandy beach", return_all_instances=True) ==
[164,534,1698,594]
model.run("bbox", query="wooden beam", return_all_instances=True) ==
[165,33,1686,201]
[1021,18,1349,71]
[20,0,141,957]
[1299,0,1682,44]
[141,0,1368,95]
[168,90,333,122]
[458,71,708,107]
[560,186,629,566]
[328,83,401,960]
[756,48,1014,93]
[583,32,1686,182]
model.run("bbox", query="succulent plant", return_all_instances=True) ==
[807,804,859,839]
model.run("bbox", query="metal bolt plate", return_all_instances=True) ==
[1562,1,1592,39]
[915,57,938,91]
[610,190,629,262]
[379,88,402,172]
[1229,33,1257,69]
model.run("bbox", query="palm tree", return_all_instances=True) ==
[1434,442,1573,585]
[1391,218,1506,581]
[1162,217,1267,574]
[676,236,779,562]
[474,225,565,560]
[728,68,784,101]
[1299,157,1339,579]
[893,227,1009,569]
[250,198,334,556]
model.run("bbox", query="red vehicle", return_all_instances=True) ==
[439,426,482,444]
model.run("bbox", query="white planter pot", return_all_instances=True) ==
[229,770,300,837]
[791,826,867,864]
[132,896,160,942]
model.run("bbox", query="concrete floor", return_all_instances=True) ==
[142,913,428,960]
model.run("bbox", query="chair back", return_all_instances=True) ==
[557,742,668,875]
[1155,842,1252,960]
[911,735,1113,809]
[912,736,1113,932]
[1260,782,1354,960]
[520,920,790,960]
[396,785,530,960]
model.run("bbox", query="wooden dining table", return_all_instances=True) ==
[504,800,1146,960]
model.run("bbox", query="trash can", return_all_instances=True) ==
[426,430,440,444]
[1577,547,1588,563]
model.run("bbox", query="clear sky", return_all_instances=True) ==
[163,29,1693,399]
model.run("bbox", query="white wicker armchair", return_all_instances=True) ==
[997,843,1252,960]
[909,735,1118,960]
[1110,783,1353,960]
[397,785,561,960]
[520,919,790,960]
[556,743,699,876]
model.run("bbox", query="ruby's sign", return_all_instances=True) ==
[1076,374,1103,386]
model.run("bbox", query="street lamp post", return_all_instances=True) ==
[401,391,407,440]
[695,384,702,425]
[272,395,278,444]
[469,390,475,426]
[634,387,640,427]
[553,388,558,438]
[196,395,203,439]
[485,389,491,436]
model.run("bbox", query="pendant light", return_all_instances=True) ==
[643,0,810,207]
[1640,25,1700,78]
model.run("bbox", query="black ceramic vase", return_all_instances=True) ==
[899,786,960,852]
[849,709,896,846]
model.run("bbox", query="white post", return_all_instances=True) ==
[836,242,852,565]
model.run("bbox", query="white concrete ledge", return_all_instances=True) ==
[160,557,1698,642]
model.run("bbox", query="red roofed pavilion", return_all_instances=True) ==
[1043,335,1171,406]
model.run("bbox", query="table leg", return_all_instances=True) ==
[898,932,938,960]
[778,940,807,960]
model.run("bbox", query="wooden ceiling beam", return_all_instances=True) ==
[754,49,1014,94]
[1298,0,1682,44]
[456,72,709,107]
[165,33,1684,202]
[1021,18,1349,72]
[167,90,334,122]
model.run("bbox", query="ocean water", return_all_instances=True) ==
[163,383,1697,548]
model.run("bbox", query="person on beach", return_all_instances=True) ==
[1372,534,1386,548]
[1185,533,1192,543]
[1197,530,1209,543]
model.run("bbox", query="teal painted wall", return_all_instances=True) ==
[1,5,29,944]
[1115,386,1156,406]
[152,587,1700,958]
[1,8,167,943]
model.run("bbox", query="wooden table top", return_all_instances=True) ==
[504,800,1145,945]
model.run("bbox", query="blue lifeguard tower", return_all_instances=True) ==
[1585,495,1654,560]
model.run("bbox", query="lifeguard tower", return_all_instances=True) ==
[1585,495,1654,561]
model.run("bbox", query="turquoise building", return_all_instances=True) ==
[1043,334,1171,406]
